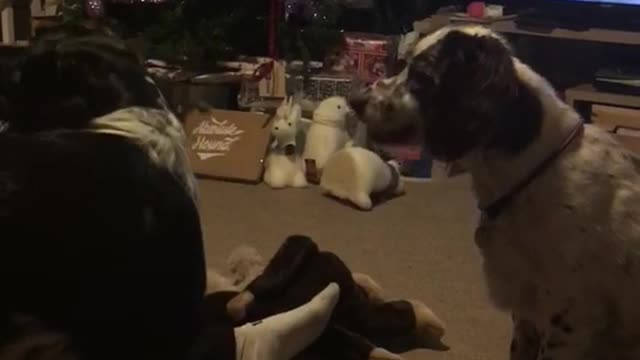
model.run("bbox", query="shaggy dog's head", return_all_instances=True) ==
[2,25,198,199]
[349,26,543,162]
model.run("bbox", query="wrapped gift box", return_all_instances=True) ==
[290,74,354,102]
[239,72,354,108]
[326,32,399,83]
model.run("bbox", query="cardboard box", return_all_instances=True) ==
[183,109,272,183]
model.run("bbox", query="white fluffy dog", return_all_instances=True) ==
[350,24,640,360]
[320,147,404,210]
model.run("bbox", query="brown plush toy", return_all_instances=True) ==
[206,235,447,360]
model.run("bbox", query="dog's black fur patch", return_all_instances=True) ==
[0,132,206,360]
[407,31,543,161]
[0,28,205,360]
[4,26,164,133]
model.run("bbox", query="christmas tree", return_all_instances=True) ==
[60,0,346,73]
[279,0,343,67]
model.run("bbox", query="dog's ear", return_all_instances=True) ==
[435,31,516,96]
[409,30,538,160]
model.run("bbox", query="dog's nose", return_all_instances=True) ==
[348,87,371,116]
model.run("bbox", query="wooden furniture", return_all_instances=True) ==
[565,84,640,109]
[592,105,640,153]
[413,14,640,46]
[1,2,14,44]
[0,0,59,45]
[565,85,640,154]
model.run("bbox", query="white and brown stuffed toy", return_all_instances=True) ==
[320,147,405,210]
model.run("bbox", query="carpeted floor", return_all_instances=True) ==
[198,175,511,360]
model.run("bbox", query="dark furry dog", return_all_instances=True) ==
[350,25,640,360]
[0,26,204,360]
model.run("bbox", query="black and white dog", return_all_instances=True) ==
[0,27,204,360]
[350,25,640,360]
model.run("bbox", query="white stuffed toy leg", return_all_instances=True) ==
[351,192,373,210]
[264,156,293,189]
[291,169,308,188]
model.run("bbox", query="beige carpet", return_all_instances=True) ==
[198,175,511,360]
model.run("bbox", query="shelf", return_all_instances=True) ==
[415,15,640,46]
[565,84,640,108]
[487,20,640,46]
[0,40,28,47]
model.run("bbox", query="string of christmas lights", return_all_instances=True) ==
[85,0,167,18]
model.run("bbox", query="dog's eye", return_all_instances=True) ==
[337,105,342,109]
[407,60,436,93]
[406,79,420,93]
[275,126,279,131]
[407,76,433,94]
[288,122,292,127]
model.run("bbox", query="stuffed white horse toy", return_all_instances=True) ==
[263,97,308,189]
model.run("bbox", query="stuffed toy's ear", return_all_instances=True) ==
[290,103,302,122]
[276,97,288,119]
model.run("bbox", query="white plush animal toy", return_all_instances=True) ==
[320,147,405,210]
[263,97,308,189]
[302,96,353,182]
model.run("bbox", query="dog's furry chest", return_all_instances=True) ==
[476,129,640,316]
[474,127,640,357]
[475,207,588,317]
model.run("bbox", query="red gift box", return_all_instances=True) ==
[326,33,398,83]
